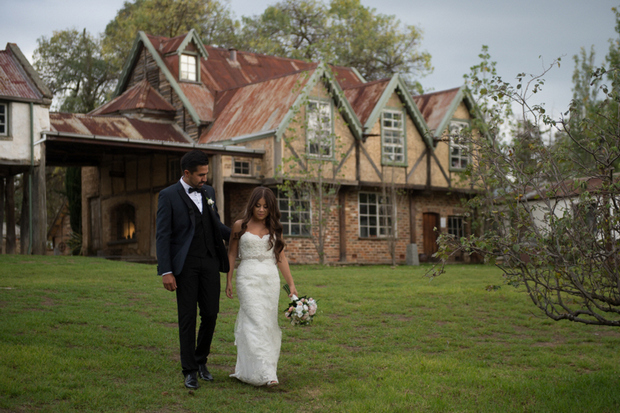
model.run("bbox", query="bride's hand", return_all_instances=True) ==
[288,286,298,298]
[225,282,233,299]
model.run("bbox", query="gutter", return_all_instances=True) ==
[36,132,266,155]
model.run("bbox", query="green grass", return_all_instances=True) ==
[1,255,619,412]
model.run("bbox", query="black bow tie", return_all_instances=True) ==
[188,187,201,194]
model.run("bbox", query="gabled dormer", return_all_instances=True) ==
[412,86,478,172]
[162,29,209,84]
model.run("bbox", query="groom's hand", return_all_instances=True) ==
[162,273,177,291]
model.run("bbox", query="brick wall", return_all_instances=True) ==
[223,182,469,265]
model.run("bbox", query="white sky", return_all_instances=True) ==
[1,0,618,118]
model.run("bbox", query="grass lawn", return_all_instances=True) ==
[1,255,619,412]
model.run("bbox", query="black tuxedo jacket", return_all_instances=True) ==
[156,182,231,275]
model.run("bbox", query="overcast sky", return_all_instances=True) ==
[1,0,618,117]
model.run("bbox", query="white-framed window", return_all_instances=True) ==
[180,54,197,81]
[276,189,311,236]
[447,216,465,239]
[449,120,470,169]
[0,103,7,136]
[233,158,251,176]
[382,109,405,164]
[306,99,333,158]
[358,192,393,238]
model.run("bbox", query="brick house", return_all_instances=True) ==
[50,29,480,264]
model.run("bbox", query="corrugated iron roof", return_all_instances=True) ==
[50,112,191,144]
[0,44,43,101]
[199,69,315,144]
[90,79,175,116]
[179,82,214,122]
[344,79,390,126]
[331,65,365,89]
[412,87,461,132]
[147,34,316,93]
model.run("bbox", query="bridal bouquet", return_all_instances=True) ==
[283,284,317,326]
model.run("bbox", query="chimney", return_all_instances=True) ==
[229,47,237,62]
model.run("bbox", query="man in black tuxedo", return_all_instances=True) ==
[156,150,231,389]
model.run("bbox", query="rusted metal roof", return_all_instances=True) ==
[50,112,191,144]
[331,65,365,89]
[147,34,316,93]
[90,80,175,116]
[199,69,315,144]
[179,82,215,122]
[0,44,44,101]
[344,79,390,125]
[412,87,461,132]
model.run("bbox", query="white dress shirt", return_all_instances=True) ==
[180,178,203,213]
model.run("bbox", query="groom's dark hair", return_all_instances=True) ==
[181,150,209,173]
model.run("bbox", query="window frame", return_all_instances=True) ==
[447,215,465,239]
[448,120,471,171]
[179,53,199,82]
[358,192,394,238]
[232,158,252,176]
[306,98,334,159]
[276,188,312,237]
[0,102,9,138]
[381,107,407,166]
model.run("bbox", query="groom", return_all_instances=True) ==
[156,150,231,389]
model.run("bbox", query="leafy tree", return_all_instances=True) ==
[432,38,620,326]
[328,0,431,93]
[103,0,238,75]
[239,0,329,61]
[33,29,115,112]
[239,0,432,92]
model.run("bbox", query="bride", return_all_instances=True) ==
[225,187,298,387]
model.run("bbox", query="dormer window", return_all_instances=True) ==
[180,54,197,81]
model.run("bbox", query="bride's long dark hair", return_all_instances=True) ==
[235,187,285,262]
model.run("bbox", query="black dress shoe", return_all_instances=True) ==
[184,372,199,389]
[198,364,213,381]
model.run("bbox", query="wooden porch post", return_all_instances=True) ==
[339,189,347,262]
[5,175,16,254]
[32,142,47,255]
[20,171,30,254]
[0,178,4,253]
[211,154,224,224]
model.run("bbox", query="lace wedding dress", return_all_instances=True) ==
[230,232,282,386]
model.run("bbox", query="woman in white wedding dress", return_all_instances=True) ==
[225,187,298,387]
